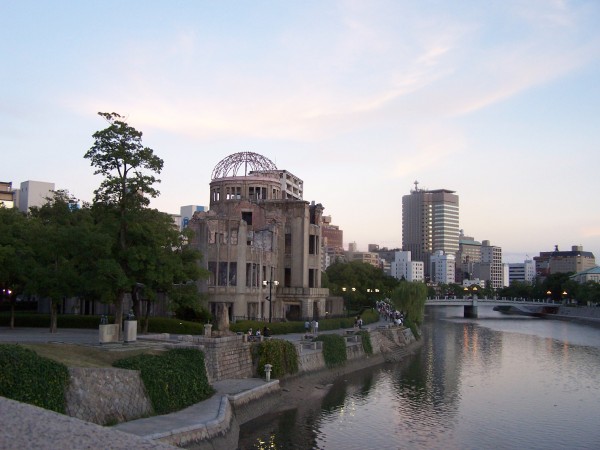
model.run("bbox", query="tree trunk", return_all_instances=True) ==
[50,301,58,333]
[142,300,151,334]
[114,292,124,340]
[131,288,140,322]
[10,301,15,330]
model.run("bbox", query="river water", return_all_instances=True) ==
[238,306,600,449]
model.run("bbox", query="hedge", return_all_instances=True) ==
[113,348,214,415]
[358,330,373,355]
[0,344,70,413]
[0,313,205,335]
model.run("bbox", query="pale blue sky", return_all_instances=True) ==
[2,1,599,263]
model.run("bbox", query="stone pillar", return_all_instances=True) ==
[123,320,137,343]
[204,323,213,337]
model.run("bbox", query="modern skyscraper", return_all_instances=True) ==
[402,181,459,278]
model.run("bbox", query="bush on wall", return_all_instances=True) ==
[358,330,373,355]
[254,339,299,378]
[314,334,347,368]
[113,348,214,415]
[0,344,70,413]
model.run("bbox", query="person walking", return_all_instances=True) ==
[314,319,319,335]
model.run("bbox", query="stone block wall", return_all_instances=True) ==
[65,367,153,425]
[178,334,253,382]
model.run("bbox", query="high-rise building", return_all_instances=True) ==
[402,181,459,278]
[456,232,482,282]
[474,240,503,289]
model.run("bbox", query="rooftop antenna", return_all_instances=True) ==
[413,180,419,192]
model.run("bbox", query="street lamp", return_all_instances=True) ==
[562,290,568,305]
[263,268,279,323]
[342,287,356,316]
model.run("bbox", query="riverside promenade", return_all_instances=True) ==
[0,322,387,449]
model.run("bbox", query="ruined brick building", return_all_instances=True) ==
[188,152,334,323]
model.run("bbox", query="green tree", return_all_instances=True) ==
[390,281,427,326]
[121,208,209,333]
[0,206,32,329]
[27,191,97,332]
[326,261,398,313]
[85,112,164,330]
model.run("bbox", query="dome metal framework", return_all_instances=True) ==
[211,152,277,180]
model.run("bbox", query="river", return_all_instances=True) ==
[237,306,600,449]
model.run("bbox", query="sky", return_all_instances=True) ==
[2,0,600,264]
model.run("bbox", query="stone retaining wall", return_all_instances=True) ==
[65,367,153,425]
[178,334,254,382]
[557,306,600,320]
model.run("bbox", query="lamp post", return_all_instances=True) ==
[342,287,356,316]
[263,267,279,323]
[546,290,552,303]
[562,290,568,305]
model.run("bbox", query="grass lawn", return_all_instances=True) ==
[18,343,165,368]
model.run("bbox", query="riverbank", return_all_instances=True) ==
[0,322,420,449]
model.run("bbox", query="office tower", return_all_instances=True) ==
[402,181,459,278]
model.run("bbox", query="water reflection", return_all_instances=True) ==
[239,310,600,449]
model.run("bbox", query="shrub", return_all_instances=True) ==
[113,348,214,415]
[0,344,70,413]
[314,334,347,368]
[358,330,373,355]
[254,339,299,378]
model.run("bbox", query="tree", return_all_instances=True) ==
[0,206,32,329]
[118,207,209,333]
[27,191,96,332]
[326,261,399,312]
[85,112,164,332]
[390,281,427,326]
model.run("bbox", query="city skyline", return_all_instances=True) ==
[2,1,600,263]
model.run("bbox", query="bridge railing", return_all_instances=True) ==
[426,296,560,305]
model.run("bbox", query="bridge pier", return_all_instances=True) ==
[464,300,478,318]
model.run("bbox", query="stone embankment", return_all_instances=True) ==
[552,306,600,325]
[1,323,418,449]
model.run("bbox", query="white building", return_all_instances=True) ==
[15,180,55,213]
[391,251,424,282]
[430,251,456,284]
[508,259,536,285]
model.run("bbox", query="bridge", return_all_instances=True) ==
[425,297,560,318]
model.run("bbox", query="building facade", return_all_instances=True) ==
[402,182,459,278]
[0,181,14,208]
[188,152,330,323]
[15,180,55,213]
[508,259,536,285]
[321,215,345,269]
[390,251,424,282]
[477,240,503,289]
[534,245,596,277]
[430,251,456,284]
